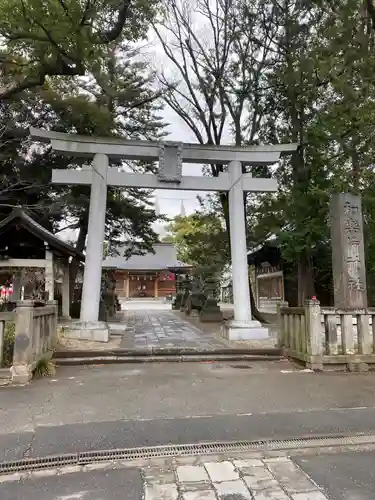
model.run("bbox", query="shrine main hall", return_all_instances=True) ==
[102,243,191,300]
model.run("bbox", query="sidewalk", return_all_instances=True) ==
[144,454,327,500]
[0,452,329,500]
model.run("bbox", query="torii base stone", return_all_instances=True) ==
[222,320,269,341]
[65,321,109,343]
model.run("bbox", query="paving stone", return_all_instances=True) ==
[195,454,227,465]
[182,491,217,500]
[120,309,226,350]
[175,456,202,466]
[205,461,240,482]
[144,468,176,485]
[291,492,328,500]
[241,466,274,487]
[177,465,210,483]
[266,462,317,494]
[148,457,174,468]
[252,487,289,499]
[243,475,280,491]
[233,459,266,470]
[214,479,252,499]
[145,483,178,500]
[263,457,291,464]
[179,481,212,492]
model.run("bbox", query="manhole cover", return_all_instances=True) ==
[230,364,252,369]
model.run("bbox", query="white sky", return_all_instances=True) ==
[153,106,206,222]
[60,16,232,242]
[58,100,207,241]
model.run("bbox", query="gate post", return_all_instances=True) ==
[305,299,323,370]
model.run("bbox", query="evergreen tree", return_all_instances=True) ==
[0,0,158,100]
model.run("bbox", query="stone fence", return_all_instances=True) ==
[277,300,375,371]
[0,300,58,384]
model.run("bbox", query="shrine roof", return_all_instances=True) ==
[0,208,84,260]
[247,239,281,267]
[102,243,191,271]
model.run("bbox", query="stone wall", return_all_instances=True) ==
[9,300,58,384]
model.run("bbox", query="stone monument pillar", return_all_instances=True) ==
[330,193,367,309]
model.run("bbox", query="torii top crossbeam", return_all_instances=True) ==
[30,127,296,165]
[29,127,297,342]
[30,127,297,192]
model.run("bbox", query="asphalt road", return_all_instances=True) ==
[3,361,375,498]
[0,468,143,500]
[296,450,375,500]
[2,407,375,463]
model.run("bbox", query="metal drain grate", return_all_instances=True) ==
[1,434,375,475]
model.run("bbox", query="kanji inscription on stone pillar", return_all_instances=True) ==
[330,193,367,309]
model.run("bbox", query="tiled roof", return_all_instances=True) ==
[0,208,84,260]
[102,243,191,271]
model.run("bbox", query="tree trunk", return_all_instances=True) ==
[69,219,88,301]
[297,253,315,306]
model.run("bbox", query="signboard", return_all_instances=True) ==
[330,193,367,309]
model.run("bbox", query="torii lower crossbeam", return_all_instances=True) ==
[31,128,297,342]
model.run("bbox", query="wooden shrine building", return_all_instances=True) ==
[102,243,191,300]
[248,241,334,310]
[0,208,84,317]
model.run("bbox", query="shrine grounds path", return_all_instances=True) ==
[112,299,277,351]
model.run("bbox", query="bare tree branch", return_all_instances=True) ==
[153,0,278,320]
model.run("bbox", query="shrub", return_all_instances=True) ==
[2,322,15,368]
[32,357,56,379]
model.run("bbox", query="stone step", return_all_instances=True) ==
[54,346,282,358]
[0,367,11,380]
[53,353,284,365]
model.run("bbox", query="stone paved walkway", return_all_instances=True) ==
[143,454,328,500]
[119,308,227,350]
[0,453,329,499]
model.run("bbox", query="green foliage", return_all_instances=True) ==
[0,0,159,99]
[158,0,375,305]
[167,213,229,280]
[243,0,375,303]
[32,356,56,379]
[2,322,15,368]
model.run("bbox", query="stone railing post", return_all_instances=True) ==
[304,299,323,370]
[276,300,289,347]
[47,300,58,349]
[11,300,35,384]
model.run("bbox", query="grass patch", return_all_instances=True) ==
[32,356,56,379]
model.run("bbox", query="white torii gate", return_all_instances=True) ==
[30,127,297,342]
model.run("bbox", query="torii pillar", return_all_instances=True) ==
[30,127,297,342]
[225,160,264,339]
